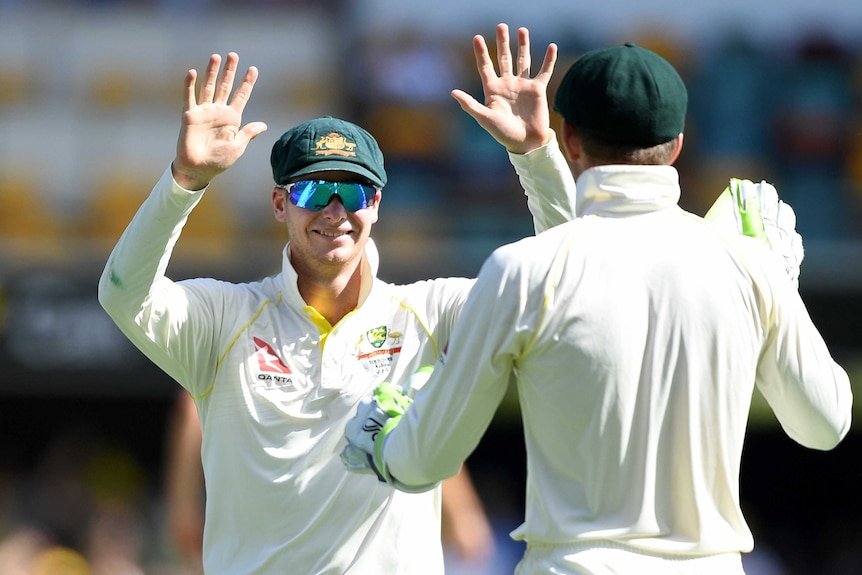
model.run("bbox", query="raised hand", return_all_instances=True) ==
[451,23,557,154]
[173,52,268,190]
[705,179,804,287]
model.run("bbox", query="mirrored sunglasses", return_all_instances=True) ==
[278,180,378,212]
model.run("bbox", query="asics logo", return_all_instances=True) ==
[362,416,385,440]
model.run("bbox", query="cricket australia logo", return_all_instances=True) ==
[366,326,388,349]
[314,132,357,157]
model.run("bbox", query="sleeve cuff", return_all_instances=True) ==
[507,131,561,169]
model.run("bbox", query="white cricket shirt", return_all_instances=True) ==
[97,137,576,575]
[384,164,853,563]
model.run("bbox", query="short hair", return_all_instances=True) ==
[578,130,679,165]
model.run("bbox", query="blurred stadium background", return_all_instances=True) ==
[0,1,861,573]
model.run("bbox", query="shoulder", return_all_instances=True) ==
[381,276,475,298]
[177,273,283,306]
[487,221,578,272]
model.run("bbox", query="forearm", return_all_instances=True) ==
[509,133,577,233]
[98,166,208,379]
[441,466,494,561]
[98,166,204,319]
[758,296,853,449]
[385,264,518,488]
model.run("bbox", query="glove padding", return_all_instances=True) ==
[705,178,804,287]
[341,368,438,493]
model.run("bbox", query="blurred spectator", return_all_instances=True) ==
[163,392,205,575]
[0,427,152,575]
[770,32,857,239]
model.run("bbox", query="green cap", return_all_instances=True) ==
[553,43,687,147]
[270,117,387,187]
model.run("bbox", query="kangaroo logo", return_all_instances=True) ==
[253,337,292,374]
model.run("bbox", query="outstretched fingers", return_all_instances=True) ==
[515,27,532,78]
[534,42,558,86]
[495,23,513,76]
[199,53,222,104]
[183,52,259,116]
[182,68,198,112]
[213,52,239,104]
[471,33,499,90]
[229,65,259,115]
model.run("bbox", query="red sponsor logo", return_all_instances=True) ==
[253,337,292,374]
[357,347,402,361]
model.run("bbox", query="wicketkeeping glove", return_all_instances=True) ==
[704,178,804,287]
[340,367,438,493]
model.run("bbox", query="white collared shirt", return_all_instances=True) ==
[98,136,577,575]
[384,164,852,559]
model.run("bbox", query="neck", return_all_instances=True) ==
[293,254,366,326]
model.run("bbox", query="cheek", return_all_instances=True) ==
[368,204,380,225]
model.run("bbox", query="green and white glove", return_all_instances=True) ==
[705,178,804,287]
[340,367,438,493]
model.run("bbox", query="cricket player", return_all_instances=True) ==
[342,43,853,575]
[98,25,577,575]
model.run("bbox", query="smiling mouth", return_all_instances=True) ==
[316,230,351,238]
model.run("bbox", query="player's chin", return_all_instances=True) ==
[315,234,360,262]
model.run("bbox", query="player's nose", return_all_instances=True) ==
[320,195,347,219]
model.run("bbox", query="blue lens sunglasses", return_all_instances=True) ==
[277,180,378,212]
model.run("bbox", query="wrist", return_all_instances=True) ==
[171,161,211,191]
[509,130,554,155]
[373,414,402,474]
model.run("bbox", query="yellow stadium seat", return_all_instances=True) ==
[81,172,239,261]
[0,173,67,259]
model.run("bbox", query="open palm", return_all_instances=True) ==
[173,52,268,190]
[452,23,557,154]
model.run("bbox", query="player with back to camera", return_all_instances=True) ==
[342,42,853,575]
[98,23,578,575]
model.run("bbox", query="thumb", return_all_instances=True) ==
[238,121,268,145]
[451,89,487,121]
[231,122,268,157]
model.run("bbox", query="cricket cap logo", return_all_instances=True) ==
[270,118,388,188]
[366,326,388,349]
[314,132,357,157]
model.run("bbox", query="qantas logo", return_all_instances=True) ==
[253,337,292,374]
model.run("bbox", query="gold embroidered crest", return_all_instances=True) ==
[314,132,358,157]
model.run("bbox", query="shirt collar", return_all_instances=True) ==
[280,238,380,309]
[575,165,681,217]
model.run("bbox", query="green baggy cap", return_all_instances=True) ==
[271,117,387,187]
[553,43,687,147]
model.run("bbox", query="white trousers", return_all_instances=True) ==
[515,542,745,575]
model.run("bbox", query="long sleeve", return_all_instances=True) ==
[755,278,852,449]
[97,166,217,389]
[508,133,577,233]
[383,248,531,487]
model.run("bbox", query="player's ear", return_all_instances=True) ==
[368,189,382,225]
[559,120,582,164]
[272,186,287,222]
[667,133,684,165]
